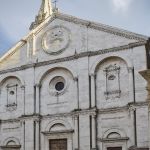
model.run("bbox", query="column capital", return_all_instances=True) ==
[20,120,25,125]
[35,84,42,88]
[73,77,78,82]
[91,114,97,118]
[34,118,41,123]
[128,67,134,73]
[73,114,79,119]
[90,73,96,77]
[128,103,136,112]
[21,85,25,90]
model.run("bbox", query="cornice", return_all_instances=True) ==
[0,41,26,63]
[0,102,147,123]
[0,41,146,75]
[55,13,148,41]
[42,129,74,135]
[0,11,149,63]
[98,137,129,142]
[0,118,20,123]
[98,101,148,114]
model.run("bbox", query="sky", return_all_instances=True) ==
[0,0,150,56]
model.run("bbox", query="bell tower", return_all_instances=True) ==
[30,0,53,30]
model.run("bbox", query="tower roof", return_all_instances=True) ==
[30,0,53,30]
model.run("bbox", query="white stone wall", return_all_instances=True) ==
[0,17,149,150]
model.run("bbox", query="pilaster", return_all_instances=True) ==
[35,119,40,150]
[128,67,134,103]
[74,77,79,109]
[91,113,97,150]
[21,85,25,115]
[91,74,96,108]
[35,84,41,114]
[74,115,79,150]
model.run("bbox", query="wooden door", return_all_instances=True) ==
[49,139,67,150]
[107,147,122,150]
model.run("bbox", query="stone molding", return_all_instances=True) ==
[55,13,148,41]
[42,129,74,135]
[0,41,147,75]
[0,145,21,149]
[99,137,129,142]
[0,11,148,64]
[0,102,148,123]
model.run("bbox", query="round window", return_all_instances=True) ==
[49,76,67,96]
[55,82,64,91]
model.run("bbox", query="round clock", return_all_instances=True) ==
[42,26,70,55]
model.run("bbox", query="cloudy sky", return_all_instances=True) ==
[0,0,150,55]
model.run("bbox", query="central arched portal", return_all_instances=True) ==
[49,139,67,150]
[42,120,73,150]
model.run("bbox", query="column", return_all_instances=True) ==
[128,67,134,103]
[21,120,25,150]
[146,85,150,149]
[91,114,97,150]
[74,115,79,150]
[139,70,150,150]
[35,119,40,150]
[91,74,96,108]
[21,85,25,115]
[35,84,41,114]
[128,67,137,146]
[74,77,79,109]
[128,104,136,146]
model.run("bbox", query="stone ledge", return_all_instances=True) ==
[0,41,147,75]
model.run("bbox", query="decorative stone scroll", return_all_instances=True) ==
[103,64,121,100]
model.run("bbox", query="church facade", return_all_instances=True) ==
[0,1,150,150]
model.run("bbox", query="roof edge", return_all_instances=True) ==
[55,12,149,41]
[0,11,149,62]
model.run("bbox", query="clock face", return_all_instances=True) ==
[42,26,70,55]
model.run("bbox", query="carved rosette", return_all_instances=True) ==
[42,26,70,55]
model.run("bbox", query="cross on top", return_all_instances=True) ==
[52,0,58,9]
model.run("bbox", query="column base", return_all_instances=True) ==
[91,148,98,150]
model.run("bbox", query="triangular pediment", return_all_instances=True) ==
[0,12,148,71]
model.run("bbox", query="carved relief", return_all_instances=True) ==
[42,26,70,55]
[103,64,121,100]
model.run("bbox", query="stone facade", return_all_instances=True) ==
[0,1,150,150]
